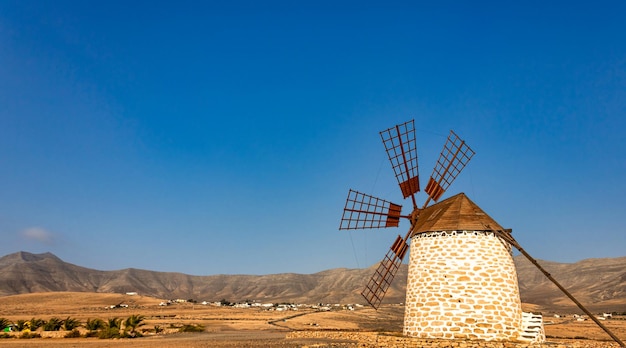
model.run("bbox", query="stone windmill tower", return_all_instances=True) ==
[403,192,522,340]
[340,120,527,341]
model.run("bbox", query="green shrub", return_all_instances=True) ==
[84,330,99,338]
[19,332,41,339]
[98,327,121,339]
[64,329,81,338]
[179,324,205,332]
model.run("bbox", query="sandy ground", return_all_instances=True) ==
[0,292,625,347]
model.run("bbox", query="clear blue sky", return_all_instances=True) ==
[1,1,625,276]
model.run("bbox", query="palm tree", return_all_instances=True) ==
[29,318,45,330]
[15,320,28,332]
[85,318,105,331]
[106,317,122,330]
[43,317,64,331]
[84,318,105,337]
[98,317,122,339]
[63,317,81,330]
[123,314,145,337]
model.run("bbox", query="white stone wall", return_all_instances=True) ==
[403,230,522,341]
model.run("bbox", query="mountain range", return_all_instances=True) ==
[1,251,625,313]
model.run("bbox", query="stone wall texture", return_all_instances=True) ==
[403,230,522,341]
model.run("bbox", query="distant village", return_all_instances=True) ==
[109,291,362,312]
[111,292,626,320]
[159,299,361,312]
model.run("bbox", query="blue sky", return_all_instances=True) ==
[1,1,625,275]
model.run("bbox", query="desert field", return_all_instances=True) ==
[0,292,625,347]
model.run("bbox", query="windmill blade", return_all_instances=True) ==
[380,120,419,208]
[361,235,409,309]
[424,130,475,206]
[340,189,403,230]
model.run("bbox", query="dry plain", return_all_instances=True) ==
[0,292,625,347]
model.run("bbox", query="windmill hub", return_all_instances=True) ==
[409,209,420,227]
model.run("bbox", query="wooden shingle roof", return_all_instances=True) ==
[412,193,504,234]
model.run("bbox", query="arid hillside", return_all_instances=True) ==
[514,255,626,312]
[0,251,406,304]
[1,251,625,313]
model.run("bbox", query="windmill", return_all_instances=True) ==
[340,120,475,310]
[339,120,626,346]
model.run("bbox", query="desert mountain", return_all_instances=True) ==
[0,251,406,305]
[1,251,625,312]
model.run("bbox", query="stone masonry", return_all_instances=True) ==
[403,230,522,341]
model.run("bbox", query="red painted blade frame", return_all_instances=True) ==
[424,130,475,204]
[380,120,420,203]
[340,190,403,230]
[361,235,408,309]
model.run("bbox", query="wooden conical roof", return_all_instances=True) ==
[412,193,504,234]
